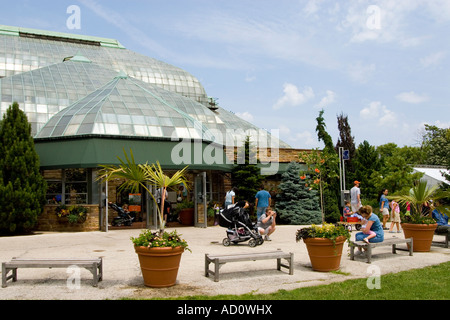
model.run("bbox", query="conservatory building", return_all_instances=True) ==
[0,25,302,231]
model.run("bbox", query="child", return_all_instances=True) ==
[343,200,352,220]
[360,218,376,243]
[389,200,401,233]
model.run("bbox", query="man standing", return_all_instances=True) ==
[350,180,361,212]
[255,185,271,220]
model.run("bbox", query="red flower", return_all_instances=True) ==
[300,175,306,180]
[315,168,320,173]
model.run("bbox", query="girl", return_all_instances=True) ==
[389,200,401,233]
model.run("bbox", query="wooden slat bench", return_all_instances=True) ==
[2,257,103,288]
[433,229,449,248]
[205,250,293,282]
[349,238,413,263]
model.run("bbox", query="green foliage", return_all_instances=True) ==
[0,102,47,234]
[421,124,450,167]
[296,223,350,243]
[231,137,264,209]
[312,111,341,222]
[372,145,423,196]
[56,204,87,224]
[276,162,322,225]
[352,140,380,200]
[389,180,450,224]
[130,229,190,251]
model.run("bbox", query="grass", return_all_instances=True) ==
[160,261,450,300]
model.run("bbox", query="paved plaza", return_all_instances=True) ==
[1,224,449,300]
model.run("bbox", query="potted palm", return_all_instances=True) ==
[389,180,450,252]
[296,223,350,272]
[99,150,190,287]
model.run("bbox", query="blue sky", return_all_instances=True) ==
[1,0,449,149]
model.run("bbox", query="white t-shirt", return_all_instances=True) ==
[225,190,235,203]
[350,186,360,204]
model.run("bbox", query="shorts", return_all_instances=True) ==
[256,207,267,220]
[351,204,361,212]
[391,210,400,222]
[381,208,389,216]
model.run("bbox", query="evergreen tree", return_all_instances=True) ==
[353,140,380,200]
[276,162,322,225]
[0,102,47,234]
[231,136,264,214]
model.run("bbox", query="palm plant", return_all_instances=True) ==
[389,180,450,224]
[98,149,189,233]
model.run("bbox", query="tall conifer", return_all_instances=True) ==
[0,102,47,234]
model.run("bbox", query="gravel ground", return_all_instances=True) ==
[1,224,449,300]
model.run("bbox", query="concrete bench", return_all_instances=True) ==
[349,238,413,263]
[2,257,103,287]
[205,250,293,282]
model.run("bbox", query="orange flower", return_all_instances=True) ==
[320,159,325,164]
[315,168,320,173]
[314,179,320,184]
[300,175,306,180]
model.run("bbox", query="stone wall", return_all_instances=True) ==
[36,205,100,232]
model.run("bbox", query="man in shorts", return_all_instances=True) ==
[350,180,362,212]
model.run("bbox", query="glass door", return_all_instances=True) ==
[194,172,207,228]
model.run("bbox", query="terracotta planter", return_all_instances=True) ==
[401,223,437,252]
[303,236,347,272]
[179,208,194,226]
[134,246,184,287]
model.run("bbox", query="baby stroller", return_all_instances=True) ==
[108,202,134,227]
[219,204,264,247]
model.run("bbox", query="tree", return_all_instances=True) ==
[352,140,381,200]
[276,162,322,225]
[0,102,47,234]
[335,113,356,183]
[231,136,264,213]
[314,110,340,222]
[373,144,423,196]
[99,150,189,233]
[421,124,450,167]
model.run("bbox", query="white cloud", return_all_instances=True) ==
[273,83,314,110]
[420,51,446,69]
[360,101,396,126]
[235,112,254,122]
[396,91,429,104]
[315,90,336,109]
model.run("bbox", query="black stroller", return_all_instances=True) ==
[219,204,264,247]
[108,202,134,227]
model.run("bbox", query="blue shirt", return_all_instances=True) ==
[432,209,449,226]
[368,213,383,234]
[255,190,271,208]
[380,194,389,209]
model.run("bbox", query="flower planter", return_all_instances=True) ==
[401,223,437,252]
[134,246,185,287]
[303,236,347,272]
[179,208,194,226]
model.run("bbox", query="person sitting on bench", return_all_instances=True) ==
[432,201,450,234]
[354,205,384,255]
